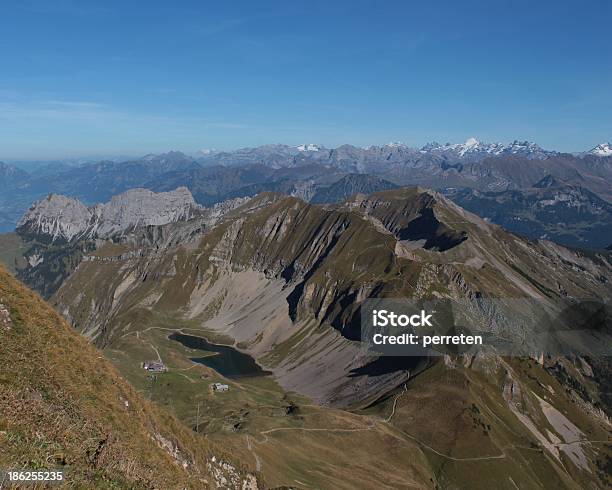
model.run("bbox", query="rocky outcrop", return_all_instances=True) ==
[18,187,203,242]
[0,303,12,330]
[17,194,92,242]
[89,187,201,237]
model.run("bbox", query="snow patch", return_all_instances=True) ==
[588,142,612,157]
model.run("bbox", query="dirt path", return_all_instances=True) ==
[245,434,262,472]
[148,342,162,363]
[384,383,407,422]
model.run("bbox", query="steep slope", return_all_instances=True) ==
[50,189,612,406]
[0,265,257,489]
[32,189,612,487]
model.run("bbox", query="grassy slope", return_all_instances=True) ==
[100,309,435,489]
[0,264,255,489]
[0,232,27,273]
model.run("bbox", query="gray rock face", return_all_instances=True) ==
[18,187,203,242]
[17,194,92,241]
[90,187,201,237]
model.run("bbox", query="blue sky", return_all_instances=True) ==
[0,0,610,159]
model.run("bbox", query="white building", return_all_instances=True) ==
[211,382,229,392]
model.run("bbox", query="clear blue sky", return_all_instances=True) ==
[0,0,610,159]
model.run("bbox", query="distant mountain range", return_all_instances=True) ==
[194,138,612,166]
[1,139,611,249]
[445,175,612,249]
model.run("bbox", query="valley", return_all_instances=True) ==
[100,312,432,489]
[4,185,604,488]
[90,307,611,489]
[64,302,609,489]
[1,172,611,488]
[2,4,611,488]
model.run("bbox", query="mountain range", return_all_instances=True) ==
[445,175,612,249]
[2,138,611,248]
[2,182,612,487]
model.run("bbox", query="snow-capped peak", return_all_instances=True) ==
[588,142,612,157]
[197,148,216,156]
[419,138,550,159]
[297,143,320,152]
[386,141,408,148]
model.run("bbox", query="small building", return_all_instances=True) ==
[142,361,167,373]
[211,382,229,392]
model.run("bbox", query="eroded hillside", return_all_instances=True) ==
[50,189,612,406]
[12,186,611,488]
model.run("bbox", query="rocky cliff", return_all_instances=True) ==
[18,187,203,242]
[14,188,252,298]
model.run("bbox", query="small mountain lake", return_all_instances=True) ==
[168,332,270,378]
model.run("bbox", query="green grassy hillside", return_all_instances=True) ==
[0,264,257,489]
[0,232,27,273]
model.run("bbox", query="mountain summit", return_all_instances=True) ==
[18,187,203,242]
[588,142,612,157]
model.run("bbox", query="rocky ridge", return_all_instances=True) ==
[50,188,612,406]
[18,187,204,242]
[13,187,612,487]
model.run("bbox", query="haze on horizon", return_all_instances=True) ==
[0,0,611,160]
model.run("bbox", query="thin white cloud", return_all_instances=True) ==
[0,97,245,130]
